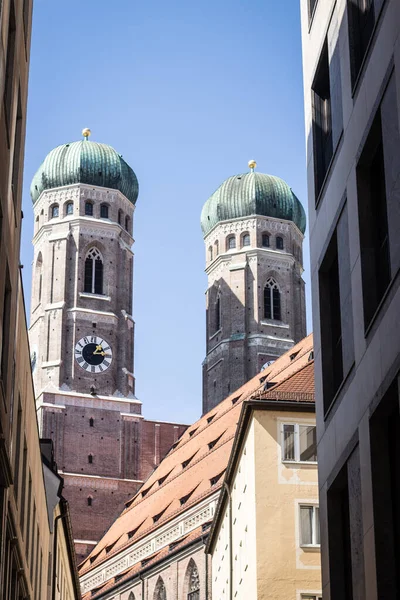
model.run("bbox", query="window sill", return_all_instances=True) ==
[260,320,289,329]
[300,544,320,552]
[79,293,111,302]
[307,1,318,33]
[209,329,222,341]
[282,460,317,466]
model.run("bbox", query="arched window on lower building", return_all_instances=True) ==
[186,559,200,600]
[264,278,281,320]
[84,248,104,295]
[100,204,109,218]
[262,233,270,248]
[85,201,94,216]
[276,236,284,250]
[153,576,167,600]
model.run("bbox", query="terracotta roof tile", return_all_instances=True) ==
[79,334,314,578]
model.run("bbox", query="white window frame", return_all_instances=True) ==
[300,594,322,600]
[299,504,320,548]
[281,422,317,464]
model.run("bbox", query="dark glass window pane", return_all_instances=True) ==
[85,202,93,216]
[262,234,269,247]
[52,205,59,218]
[84,259,92,293]
[276,236,284,250]
[94,258,103,295]
[100,204,109,218]
[66,202,73,215]
[283,424,295,460]
[299,425,317,461]
[264,287,271,319]
[273,287,281,320]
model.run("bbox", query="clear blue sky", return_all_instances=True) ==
[21,0,311,425]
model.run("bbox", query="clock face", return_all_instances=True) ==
[74,336,113,373]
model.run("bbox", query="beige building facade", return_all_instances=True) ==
[207,371,321,600]
[300,0,400,597]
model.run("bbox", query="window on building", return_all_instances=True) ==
[66,202,73,215]
[85,202,93,216]
[214,240,219,256]
[319,231,343,410]
[208,246,213,261]
[347,0,375,88]
[312,40,333,199]
[84,248,104,295]
[227,235,236,250]
[308,0,319,22]
[276,236,284,250]
[87,497,92,506]
[215,296,221,332]
[186,559,200,600]
[100,204,109,218]
[357,111,391,330]
[264,278,281,320]
[11,88,22,206]
[128,593,136,600]
[89,418,94,427]
[262,233,270,248]
[300,505,320,546]
[51,204,59,218]
[88,454,93,464]
[4,2,16,144]
[125,215,130,232]
[301,595,322,600]
[35,253,43,304]
[1,267,12,388]
[282,423,317,462]
[154,577,167,600]
[242,233,250,247]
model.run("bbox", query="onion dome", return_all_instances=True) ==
[201,163,306,237]
[30,130,138,204]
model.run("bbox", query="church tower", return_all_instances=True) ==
[200,161,307,413]
[29,130,187,562]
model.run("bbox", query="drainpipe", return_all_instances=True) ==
[139,573,145,600]
[52,503,67,600]
[202,535,209,600]
[223,482,233,600]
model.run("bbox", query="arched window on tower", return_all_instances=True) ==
[264,278,281,321]
[214,240,219,256]
[100,204,109,218]
[242,233,250,247]
[153,576,167,600]
[85,201,94,216]
[118,209,123,225]
[125,215,130,232]
[186,559,200,600]
[227,235,236,250]
[262,233,270,248]
[88,454,93,464]
[208,246,213,262]
[276,236,284,250]
[84,248,104,295]
[87,496,93,507]
[51,204,59,219]
[128,593,136,600]
[66,202,74,216]
[35,253,43,304]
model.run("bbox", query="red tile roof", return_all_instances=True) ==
[79,334,314,585]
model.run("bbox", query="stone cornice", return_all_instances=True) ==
[204,214,304,245]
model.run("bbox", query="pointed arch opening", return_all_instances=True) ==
[215,295,221,332]
[84,247,104,295]
[185,559,200,600]
[214,239,219,256]
[35,252,43,304]
[264,277,281,321]
[153,576,167,600]
[128,593,135,600]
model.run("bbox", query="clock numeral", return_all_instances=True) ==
[75,349,82,355]
[98,364,104,372]
[77,342,83,348]
[91,366,96,373]
[90,336,96,343]
[103,346,110,352]
[103,360,110,367]
[83,362,89,370]
[77,356,84,364]
[83,337,89,345]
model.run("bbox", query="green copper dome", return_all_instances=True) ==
[30,140,138,204]
[201,171,306,236]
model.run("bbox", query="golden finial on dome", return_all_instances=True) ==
[248,159,257,172]
[82,128,91,140]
